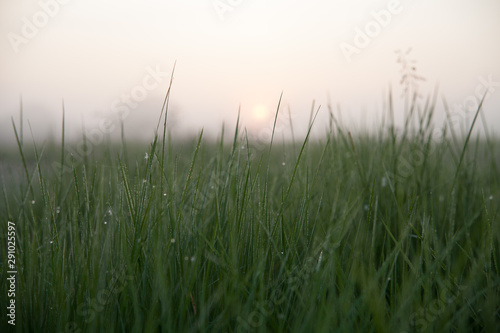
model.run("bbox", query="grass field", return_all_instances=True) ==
[1,90,499,332]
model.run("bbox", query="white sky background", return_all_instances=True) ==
[0,0,499,144]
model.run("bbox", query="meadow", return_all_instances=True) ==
[1,89,499,332]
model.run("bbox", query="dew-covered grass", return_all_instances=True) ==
[1,89,499,332]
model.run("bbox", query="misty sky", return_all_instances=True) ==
[1,0,500,144]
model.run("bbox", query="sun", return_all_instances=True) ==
[252,104,269,121]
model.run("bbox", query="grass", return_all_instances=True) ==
[0,87,499,333]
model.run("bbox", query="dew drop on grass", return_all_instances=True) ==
[489,195,494,200]
[104,221,107,225]
[190,256,196,262]
[170,238,175,243]
[282,162,285,166]
[184,256,189,261]
[163,193,167,196]
[31,200,35,204]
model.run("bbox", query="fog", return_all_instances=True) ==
[1,0,500,146]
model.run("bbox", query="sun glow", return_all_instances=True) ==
[251,104,269,121]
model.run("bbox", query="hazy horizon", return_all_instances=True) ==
[1,0,500,145]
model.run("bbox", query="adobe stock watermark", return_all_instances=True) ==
[401,278,466,332]
[236,240,329,331]
[58,267,134,333]
[248,108,296,153]
[213,0,244,21]
[7,0,73,54]
[339,0,405,63]
[51,64,170,175]
[383,74,498,186]
[449,75,499,122]
[6,221,17,326]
